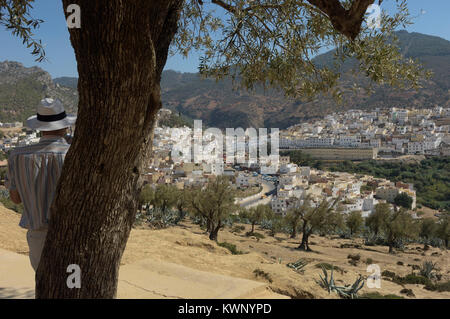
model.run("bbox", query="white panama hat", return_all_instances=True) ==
[26,98,77,131]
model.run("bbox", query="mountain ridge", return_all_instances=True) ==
[2,30,450,128]
[0,61,78,123]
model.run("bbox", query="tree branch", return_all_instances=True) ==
[306,0,375,40]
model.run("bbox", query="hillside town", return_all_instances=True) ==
[136,108,450,218]
[280,107,450,159]
[2,106,449,218]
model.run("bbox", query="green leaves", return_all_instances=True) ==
[0,0,45,62]
[175,0,429,102]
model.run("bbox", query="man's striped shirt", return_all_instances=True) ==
[6,136,70,230]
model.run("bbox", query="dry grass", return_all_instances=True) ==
[1,205,449,299]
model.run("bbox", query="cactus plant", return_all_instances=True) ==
[317,266,364,299]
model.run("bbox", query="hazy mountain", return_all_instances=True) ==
[161,30,450,129]
[1,30,449,128]
[53,77,78,89]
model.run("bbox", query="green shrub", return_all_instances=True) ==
[409,264,420,271]
[347,253,361,261]
[400,288,415,297]
[382,270,397,279]
[347,253,361,266]
[424,281,450,292]
[365,258,374,265]
[231,225,245,233]
[253,269,273,283]
[0,197,24,214]
[382,270,432,286]
[394,274,433,286]
[217,242,244,255]
[246,231,265,239]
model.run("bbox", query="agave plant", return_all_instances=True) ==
[419,261,438,280]
[317,267,364,299]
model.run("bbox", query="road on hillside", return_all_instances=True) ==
[239,180,276,208]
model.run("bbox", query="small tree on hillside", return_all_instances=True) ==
[247,204,270,234]
[284,198,310,239]
[436,212,450,249]
[263,208,284,237]
[419,217,438,249]
[188,176,236,241]
[174,188,190,222]
[295,197,342,251]
[152,184,178,213]
[270,215,284,238]
[382,208,419,254]
[139,184,155,213]
[346,211,364,237]
[366,203,390,236]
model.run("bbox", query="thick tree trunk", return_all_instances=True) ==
[209,223,221,241]
[298,223,312,251]
[36,0,183,298]
[206,217,212,233]
[388,244,394,254]
[298,232,311,251]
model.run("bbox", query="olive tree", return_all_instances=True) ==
[294,197,342,251]
[246,204,270,234]
[382,208,419,253]
[188,176,236,241]
[152,184,178,213]
[346,210,364,237]
[419,217,437,249]
[365,203,390,236]
[436,212,450,249]
[284,198,307,239]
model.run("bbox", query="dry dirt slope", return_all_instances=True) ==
[1,205,449,299]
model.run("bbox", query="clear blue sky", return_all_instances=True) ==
[1,0,449,78]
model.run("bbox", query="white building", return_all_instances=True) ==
[236,173,250,188]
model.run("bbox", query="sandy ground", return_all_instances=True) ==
[1,204,449,299]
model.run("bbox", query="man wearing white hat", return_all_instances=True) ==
[6,98,76,272]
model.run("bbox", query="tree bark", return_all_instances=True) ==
[298,232,311,251]
[209,222,221,241]
[36,0,183,298]
[388,244,394,254]
[298,224,312,251]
